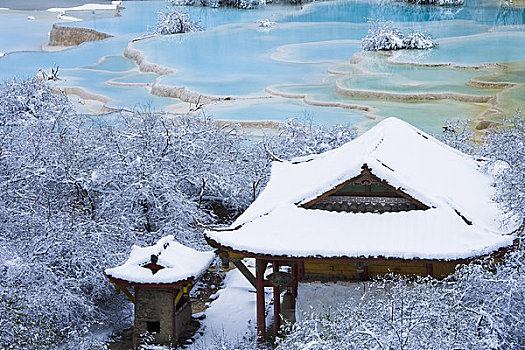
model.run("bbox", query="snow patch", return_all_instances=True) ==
[57,13,82,22]
[47,4,117,12]
[189,268,257,347]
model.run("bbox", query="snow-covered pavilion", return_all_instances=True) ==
[105,235,215,346]
[205,117,519,341]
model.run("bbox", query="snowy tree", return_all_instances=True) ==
[480,111,525,226]
[278,258,525,350]
[439,119,477,155]
[0,77,359,348]
[153,7,203,35]
[406,0,464,6]
[169,0,266,9]
[362,20,436,51]
[267,118,356,160]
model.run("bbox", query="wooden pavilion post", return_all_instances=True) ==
[256,258,267,342]
[291,262,299,299]
[273,261,281,335]
[426,263,434,277]
[172,288,177,343]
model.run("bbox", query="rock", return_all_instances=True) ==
[475,120,503,130]
[48,24,112,47]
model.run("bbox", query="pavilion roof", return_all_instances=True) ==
[206,117,518,260]
[105,235,215,285]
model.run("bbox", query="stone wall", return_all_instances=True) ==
[133,287,193,346]
[175,301,192,340]
[134,288,175,345]
[48,24,112,47]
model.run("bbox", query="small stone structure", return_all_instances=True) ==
[133,287,192,345]
[105,236,215,347]
[48,24,112,47]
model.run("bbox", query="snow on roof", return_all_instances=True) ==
[105,236,215,285]
[206,117,518,260]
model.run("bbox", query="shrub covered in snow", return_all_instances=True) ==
[278,249,525,350]
[0,78,355,348]
[439,119,477,155]
[361,20,436,51]
[257,19,276,28]
[406,0,464,6]
[0,77,72,124]
[230,0,266,9]
[153,8,202,35]
[170,0,266,9]
[441,110,525,226]
[481,110,525,225]
[268,118,357,160]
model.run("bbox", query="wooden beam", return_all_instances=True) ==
[301,165,429,210]
[206,234,503,265]
[426,263,434,278]
[172,289,178,342]
[174,289,184,308]
[107,275,195,289]
[231,258,257,289]
[111,281,135,304]
[291,262,298,298]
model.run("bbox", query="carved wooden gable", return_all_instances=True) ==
[303,164,429,214]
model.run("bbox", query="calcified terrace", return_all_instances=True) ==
[104,1,525,133]
[3,0,522,134]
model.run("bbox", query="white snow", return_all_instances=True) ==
[207,117,518,260]
[362,22,436,51]
[295,282,366,322]
[105,235,215,284]
[47,4,117,12]
[208,205,513,260]
[190,268,257,347]
[256,19,275,28]
[57,13,82,22]
[188,262,275,348]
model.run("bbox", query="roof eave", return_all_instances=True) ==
[205,233,519,263]
[105,274,196,289]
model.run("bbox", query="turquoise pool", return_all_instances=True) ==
[0,0,523,133]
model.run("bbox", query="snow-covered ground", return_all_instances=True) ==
[188,261,274,348]
[187,263,370,346]
[189,268,257,347]
[188,271,370,346]
[295,281,368,322]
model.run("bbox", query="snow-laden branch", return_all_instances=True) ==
[405,0,464,6]
[361,20,436,51]
[169,0,266,9]
[0,78,356,348]
[153,8,203,35]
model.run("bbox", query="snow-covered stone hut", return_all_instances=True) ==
[205,117,519,341]
[105,236,215,346]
